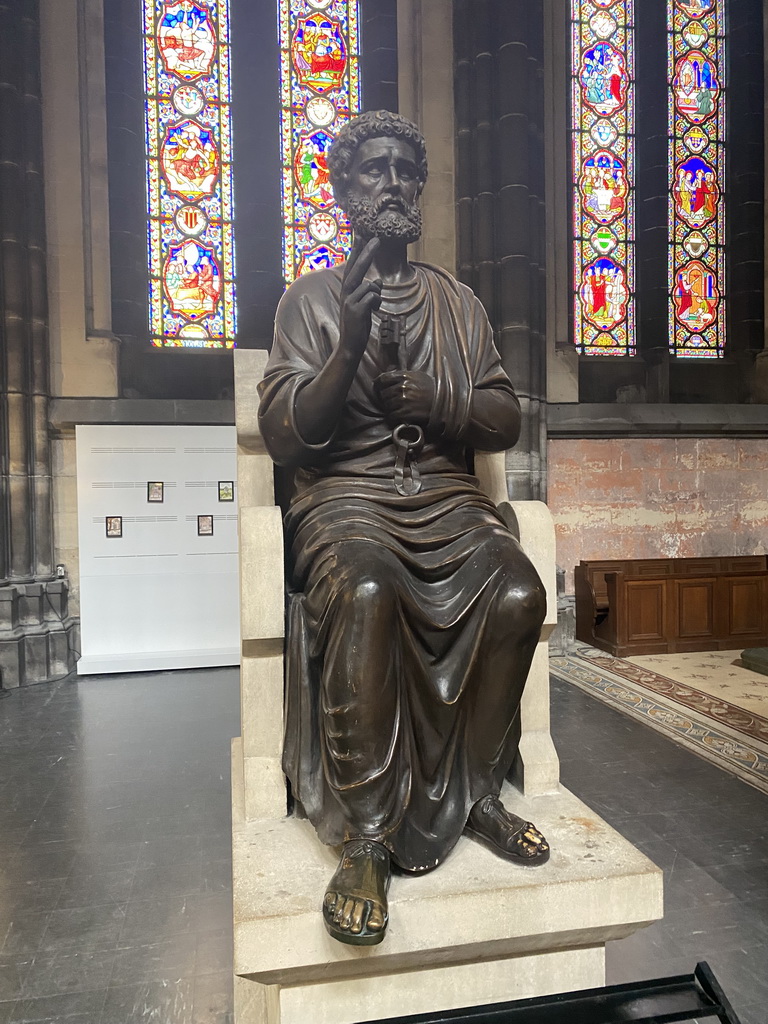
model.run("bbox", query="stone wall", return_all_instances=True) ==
[549,438,768,592]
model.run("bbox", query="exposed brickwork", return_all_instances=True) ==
[549,439,768,592]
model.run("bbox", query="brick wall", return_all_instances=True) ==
[548,438,768,592]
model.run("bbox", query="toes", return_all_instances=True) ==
[340,897,357,929]
[367,903,386,932]
[350,900,366,935]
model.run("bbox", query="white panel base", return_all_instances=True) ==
[77,647,239,675]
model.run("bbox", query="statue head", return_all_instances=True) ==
[328,110,428,243]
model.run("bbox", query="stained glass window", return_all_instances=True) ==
[279,0,360,284]
[143,0,236,348]
[571,0,635,357]
[668,0,725,357]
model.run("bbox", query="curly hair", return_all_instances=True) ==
[327,110,428,211]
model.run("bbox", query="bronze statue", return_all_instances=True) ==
[258,111,549,947]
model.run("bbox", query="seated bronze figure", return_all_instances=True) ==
[258,110,549,947]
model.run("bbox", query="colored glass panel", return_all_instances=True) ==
[668,0,725,357]
[571,0,636,356]
[144,0,236,348]
[280,0,360,284]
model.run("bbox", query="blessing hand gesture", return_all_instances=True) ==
[340,238,382,356]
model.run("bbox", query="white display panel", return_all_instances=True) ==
[76,425,240,674]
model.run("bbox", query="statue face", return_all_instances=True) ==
[344,136,423,243]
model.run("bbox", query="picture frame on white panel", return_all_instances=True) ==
[147,481,164,503]
[106,516,122,538]
[218,480,234,502]
[197,514,214,536]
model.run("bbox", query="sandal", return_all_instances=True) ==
[465,795,550,865]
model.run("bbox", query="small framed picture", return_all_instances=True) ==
[218,480,234,502]
[106,516,122,538]
[197,514,214,536]
[147,481,164,503]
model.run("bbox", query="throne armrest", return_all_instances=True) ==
[235,349,288,820]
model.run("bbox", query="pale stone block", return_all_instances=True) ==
[475,450,508,506]
[241,650,284,761]
[238,451,275,509]
[278,947,605,1024]
[239,507,285,642]
[235,350,270,450]
[514,642,560,797]
[234,975,280,1024]
[243,756,287,822]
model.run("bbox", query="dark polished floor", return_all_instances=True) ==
[0,668,766,1024]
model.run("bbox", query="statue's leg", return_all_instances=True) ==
[464,537,551,863]
[309,541,402,944]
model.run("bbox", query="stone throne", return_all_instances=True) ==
[231,348,662,1024]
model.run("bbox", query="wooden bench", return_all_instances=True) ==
[575,556,768,657]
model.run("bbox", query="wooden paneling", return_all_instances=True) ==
[675,579,716,639]
[626,582,667,642]
[575,556,768,656]
[727,576,768,638]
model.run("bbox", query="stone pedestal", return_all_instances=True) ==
[741,647,768,676]
[231,747,662,1024]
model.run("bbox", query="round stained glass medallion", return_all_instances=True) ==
[306,95,337,128]
[683,126,709,154]
[590,226,618,255]
[683,21,708,48]
[590,120,618,148]
[308,211,338,243]
[175,204,208,237]
[589,12,617,39]
[172,85,205,118]
[683,230,708,258]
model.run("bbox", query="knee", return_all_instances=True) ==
[348,571,396,616]
[494,575,547,634]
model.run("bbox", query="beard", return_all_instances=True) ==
[345,192,423,244]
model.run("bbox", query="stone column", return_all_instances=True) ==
[0,0,78,687]
[397,0,457,274]
[455,0,547,499]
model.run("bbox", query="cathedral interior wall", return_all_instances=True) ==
[549,437,768,592]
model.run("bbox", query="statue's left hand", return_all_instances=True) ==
[374,370,435,426]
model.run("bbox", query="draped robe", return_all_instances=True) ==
[258,262,545,872]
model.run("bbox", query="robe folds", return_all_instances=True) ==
[258,262,545,872]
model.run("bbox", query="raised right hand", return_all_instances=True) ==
[339,237,382,355]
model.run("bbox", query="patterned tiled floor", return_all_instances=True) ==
[629,650,768,719]
[552,647,768,796]
[0,668,765,1022]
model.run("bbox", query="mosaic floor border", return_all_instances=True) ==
[551,647,768,796]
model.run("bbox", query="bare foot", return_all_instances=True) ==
[323,839,391,945]
[465,794,550,864]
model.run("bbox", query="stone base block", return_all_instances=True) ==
[741,647,768,676]
[231,739,663,1024]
